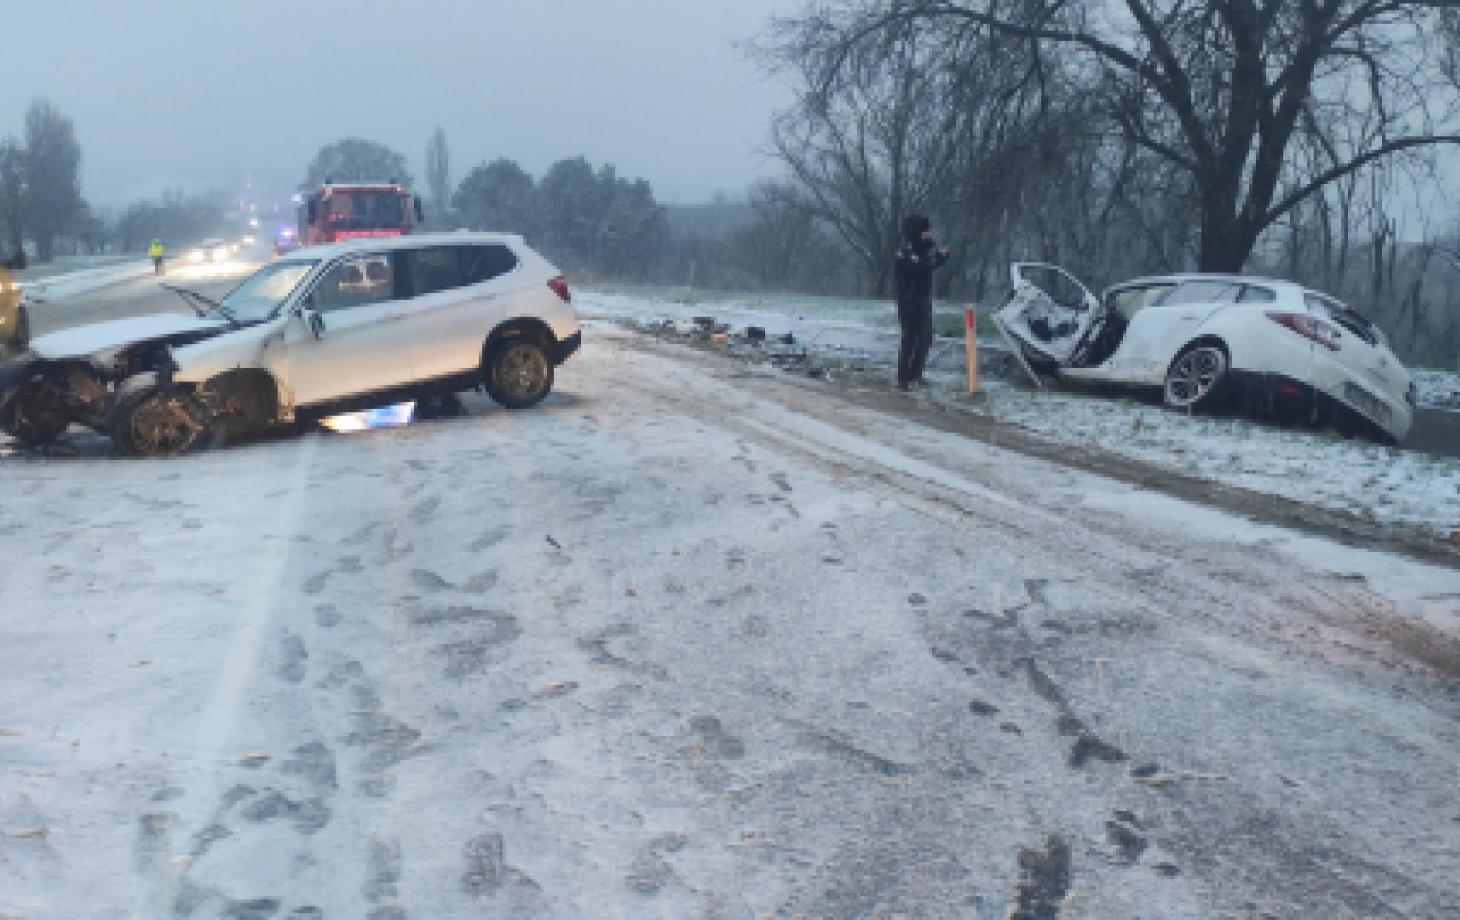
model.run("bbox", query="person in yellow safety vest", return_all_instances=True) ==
[149,239,165,275]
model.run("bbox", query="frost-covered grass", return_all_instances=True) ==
[580,288,1460,535]
[582,282,999,337]
[971,380,1460,534]
[1411,367,1460,410]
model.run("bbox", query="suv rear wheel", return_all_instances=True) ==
[485,338,553,409]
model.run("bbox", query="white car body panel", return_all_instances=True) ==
[993,263,1100,364]
[29,314,226,360]
[996,265,1414,441]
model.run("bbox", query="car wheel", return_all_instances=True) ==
[1163,344,1229,412]
[1,378,70,445]
[485,338,553,410]
[112,384,211,457]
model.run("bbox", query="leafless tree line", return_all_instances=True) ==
[748,0,1460,366]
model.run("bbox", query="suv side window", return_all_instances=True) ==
[405,246,467,297]
[311,255,395,313]
[460,244,518,285]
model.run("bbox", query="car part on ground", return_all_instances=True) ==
[0,232,582,458]
[994,263,1413,444]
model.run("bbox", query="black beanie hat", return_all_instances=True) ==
[902,214,931,241]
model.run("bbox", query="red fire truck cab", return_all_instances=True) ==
[297,181,424,246]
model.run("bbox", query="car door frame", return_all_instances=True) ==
[277,250,417,408]
[992,262,1103,385]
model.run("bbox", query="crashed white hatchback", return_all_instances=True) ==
[0,232,582,456]
[992,263,1415,443]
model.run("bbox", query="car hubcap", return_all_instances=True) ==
[1165,347,1224,408]
[131,394,201,454]
[499,344,547,400]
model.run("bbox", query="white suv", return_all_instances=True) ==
[0,232,582,456]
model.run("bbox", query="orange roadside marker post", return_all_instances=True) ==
[965,306,980,395]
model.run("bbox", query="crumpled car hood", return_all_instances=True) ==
[28,313,228,360]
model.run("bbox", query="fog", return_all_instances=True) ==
[0,0,799,206]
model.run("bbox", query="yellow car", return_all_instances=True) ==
[0,267,28,351]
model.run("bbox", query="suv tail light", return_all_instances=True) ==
[1266,311,1341,350]
[548,276,572,304]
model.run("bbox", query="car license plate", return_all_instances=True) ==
[1344,381,1391,424]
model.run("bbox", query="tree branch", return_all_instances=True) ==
[1263,133,1460,225]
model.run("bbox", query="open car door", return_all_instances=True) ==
[991,263,1101,385]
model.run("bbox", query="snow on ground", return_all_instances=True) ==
[2,329,1458,917]
[578,289,1460,536]
[971,380,1460,535]
[1412,366,1460,410]
[21,260,154,300]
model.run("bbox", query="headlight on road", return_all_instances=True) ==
[212,246,230,262]
[189,249,205,263]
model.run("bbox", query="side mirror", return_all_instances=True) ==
[413,196,424,224]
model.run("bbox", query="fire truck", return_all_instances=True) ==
[296,180,423,246]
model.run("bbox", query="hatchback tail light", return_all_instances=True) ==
[1266,311,1341,350]
[548,276,572,303]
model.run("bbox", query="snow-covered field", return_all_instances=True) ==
[20,259,154,300]
[578,289,1460,536]
[1412,367,1460,410]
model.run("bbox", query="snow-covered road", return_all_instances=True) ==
[2,324,1458,918]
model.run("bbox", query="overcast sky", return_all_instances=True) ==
[0,0,801,210]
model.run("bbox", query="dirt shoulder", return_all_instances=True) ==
[613,320,1460,569]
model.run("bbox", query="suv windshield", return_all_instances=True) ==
[216,260,318,322]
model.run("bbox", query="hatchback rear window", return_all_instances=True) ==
[1162,280,1242,305]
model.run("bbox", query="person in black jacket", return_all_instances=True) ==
[893,214,949,390]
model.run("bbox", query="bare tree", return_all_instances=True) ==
[758,18,984,296]
[425,127,451,223]
[802,0,1460,272]
[22,99,85,263]
[0,137,23,259]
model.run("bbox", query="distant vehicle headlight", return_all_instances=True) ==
[189,249,205,263]
[242,235,256,245]
[212,246,230,261]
